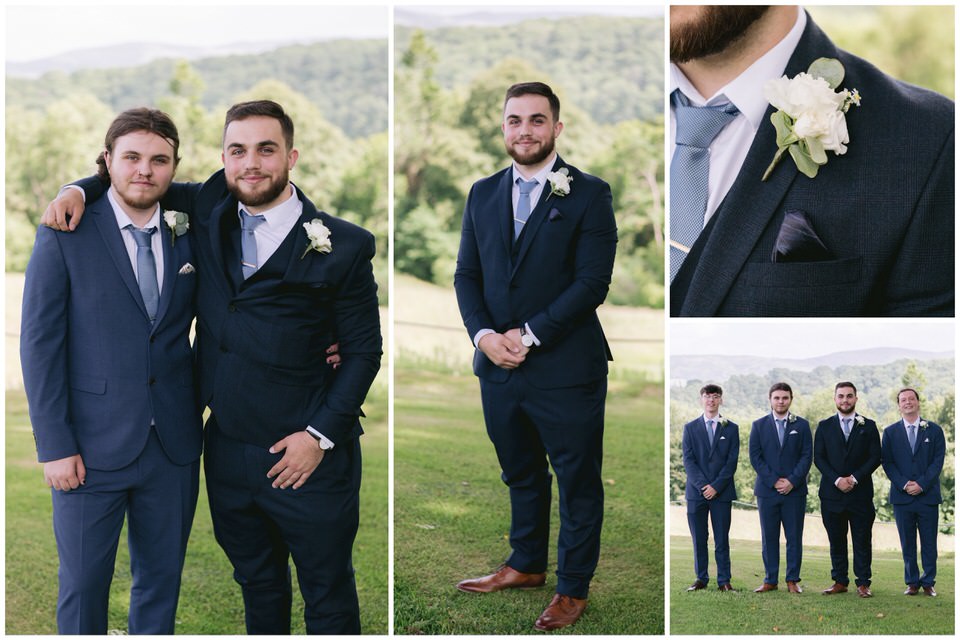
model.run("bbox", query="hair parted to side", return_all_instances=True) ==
[769,382,793,397]
[223,100,295,150]
[835,381,858,394]
[504,82,561,121]
[699,384,723,396]
[897,387,921,402]
[96,108,180,180]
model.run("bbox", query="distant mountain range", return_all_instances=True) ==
[394,7,662,29]
[671,348,953,384]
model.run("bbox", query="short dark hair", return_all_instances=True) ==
[769,382,793,398]
[897,387,921,402]
[96,108,180,181]
[504,82,560,121]
[699,384,723,396]
[223,100,295,151]
[835,381,858,394]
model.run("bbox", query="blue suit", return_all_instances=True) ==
[749,414,812,585]
[21,192,201,634]
[682,416,739,586]
[814,414,881,587]
[453,156,617,598]
[74,172,382,634]
[671,13,954,316]
[881,419,945,588]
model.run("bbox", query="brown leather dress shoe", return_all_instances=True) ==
[904,584,920,595]
[787,581,803,593]
[456,565,546,593]
[687,580,707,591]
[534,594,587,631]
[821,583,848,595]
[753,583,777,593]
[717,583,736,592]
[857,585,873,598]
[923,586,937,597]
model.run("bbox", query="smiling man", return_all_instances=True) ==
[21,108,202,634]
[453,81,617,631]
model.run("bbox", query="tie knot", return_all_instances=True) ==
[240,210,266,231]
[776,419,785,428]
[127,225,156,247]
[517,178,537,195]
[673,89,740,149]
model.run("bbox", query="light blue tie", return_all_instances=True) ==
[128,225,159,322]
[670,90,739,282]
[908,424,917,452]
[706,419,715,447]
[240,210,266,279]
[842,418,851,441]
[776,419,786,447]
[514,178,537,240]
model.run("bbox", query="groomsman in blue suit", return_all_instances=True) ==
[682,384,739,592]
[814,382,881,597]
[749,383,812,593]
[21,109,201,634]
[881,388,946,597]
[669,5,953,316]
[454,82,617,631]
[43,101,381,635]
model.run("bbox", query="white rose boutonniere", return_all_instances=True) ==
[919,420,929,431]
[718,417,729,428]
[163,210,189,247]
[546,167,572,197]
[855,415,865,426]
[788,413,797,424]
[301,218,333,259]
[762,58,861,181]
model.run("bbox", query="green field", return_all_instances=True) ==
[393,358,664,634]
[5,385,388,634]
[670,535,954,635]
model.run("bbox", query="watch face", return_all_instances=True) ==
[522,335,534,347]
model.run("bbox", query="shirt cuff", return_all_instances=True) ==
[305,426,334,450]
[473,328,495,349]
[524,322,541,347]
[834,477,842,488]
[60,184,86,202]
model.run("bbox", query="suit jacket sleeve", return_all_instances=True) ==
[852,421,881,483]
[710,424,739,493]
[306,232,382,443]
[917,425,946,492]
[880,427,909,490]
[814,423,840,485]
[788,421,813,488]
[454,184,495,341]
[749,421,777,489]
[71,177,205,217]
[681,423,708,491]
[526,182,617,346]
[20,227,79,461]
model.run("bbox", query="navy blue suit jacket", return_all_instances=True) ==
[21,192,202,470]
[454,156,617,388]
[881,419,945,506]
[671,14,954,316]
[74,172,382,448]
[682,417,739,503]
[749,414,812,498]
[814,414,881,511]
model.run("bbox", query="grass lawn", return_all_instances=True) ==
[670,535,955,635]
[393,358,664,634]
[5,384,388,634]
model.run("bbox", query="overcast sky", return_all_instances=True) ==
[671,321,955,359]
[5,4,390,62]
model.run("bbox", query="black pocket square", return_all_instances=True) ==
[772,209,834,262]
[548,208,563,221]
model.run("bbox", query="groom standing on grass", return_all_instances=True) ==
[453,81,617,632]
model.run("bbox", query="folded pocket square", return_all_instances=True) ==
[719,436,726,440]
[548,208,563,221]
[178,263,196,275]
[789,430,798,435]
[772,209,834,263]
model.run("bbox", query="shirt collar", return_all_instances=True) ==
[838,412,856,423]
[511,152,558,186]
[108,187,161,231]
[670,6,806,129]
[237,183,300,228]
[904,418,921,429]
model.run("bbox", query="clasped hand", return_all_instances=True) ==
[478,329,529,370]
[267,432,324,490]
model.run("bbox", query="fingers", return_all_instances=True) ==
[268,436,288,456]
[76,457,86,485]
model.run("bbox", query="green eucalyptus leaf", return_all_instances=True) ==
[808,57,845,90]
[789,143,820,178]
[805,136,828,164]
[770,111,796,147]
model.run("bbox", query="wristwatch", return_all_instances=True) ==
[520,326,535,348]
[305,426,334,450]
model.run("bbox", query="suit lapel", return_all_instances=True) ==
[151,219,177,329]
[678,16,840,315]
[511,157,563,279]
[497,169,514,258]
[210,198,238,296]
[91,201,150,320]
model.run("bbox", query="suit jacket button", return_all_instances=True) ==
[150,335,156,343]
[228,303,237,313]
[220,346,228,353]
[148,377,156,386]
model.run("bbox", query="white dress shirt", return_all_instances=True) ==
[108,187,164,295]
[237,183,303,272]
[669,6,806,228]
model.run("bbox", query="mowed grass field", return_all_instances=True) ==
[4,274,390,635]
[670,535,955,635]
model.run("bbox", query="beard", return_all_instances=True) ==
[226,167,290,208]
[671,6,770,63]
[505,133,556,167]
